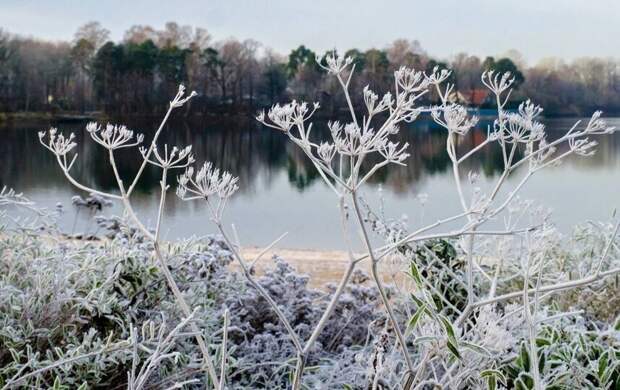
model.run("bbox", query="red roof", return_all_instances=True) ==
[468,89,489,106]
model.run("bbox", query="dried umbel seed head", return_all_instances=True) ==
[176,162,239,201]
[502,112,545,144]
[170,84,198,108]
[569,137,598,157]
[379,141,410,164]
[317,142,337,163]
[317,52,353,75]
[141,144,195,169]
[363,85,394,116]
[257,100,320,132]
[432,104,479,135]
[585,111,615,134]
[519,99,543,122]
[39,128,77,157]
[425,65,453,85]
[328,121,387,156]
[481,70,515,95]
[394,66,428,93]
[87,122,144,149]
[362,87,395,116]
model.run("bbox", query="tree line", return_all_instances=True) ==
[0,21,619,117]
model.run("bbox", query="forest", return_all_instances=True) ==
[1,21,619,117]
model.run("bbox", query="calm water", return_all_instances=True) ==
[1,115,619,249]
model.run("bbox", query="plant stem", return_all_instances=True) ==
[108,149,220,388]
[523,249,542,390]
[291,197,361,388]
[214,221,303,353]
[351,192,414,374]
[301,261,356,355]
[152,244,220,388]
[218,309,229,390]
[292,352,307,390]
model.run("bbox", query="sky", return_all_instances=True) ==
[1,0,619,65]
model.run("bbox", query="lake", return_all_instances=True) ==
[1,114,619,249]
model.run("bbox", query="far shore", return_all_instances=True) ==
[0,111,101,125]
[1,109,608,128]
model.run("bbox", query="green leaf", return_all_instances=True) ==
[407,305,426,333]
[598,351,609,378]
[413,336,438,345]
[578,334,587,351]
[486,375,497,390]
[480,369,507,386]
[519,342,531,372]
[410,293,424,308]
[9,348,21,363]
[601,361,620,384]
[432,294,444,312]
[538,350,546,374]
[518,373,534,389]
[462,341,491,356]
[439,315,458,345]
[446,340,461,360]
[409,262,423,285]
[343,385,353,390]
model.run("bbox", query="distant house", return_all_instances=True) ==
[468,89,491,106]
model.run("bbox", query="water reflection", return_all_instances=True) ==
[1,115,619,248]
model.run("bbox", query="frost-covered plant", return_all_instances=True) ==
[254,56,437,387]
[0,206,238,388]
[218,259,383,388]
[502,319,620,389]
[0,187,33,209]
[256,51,620,389]
[0,219,158,388]
[0,186,60,231]
[36,86,226,387]
[0,208,388,389]
[127,309,201,390]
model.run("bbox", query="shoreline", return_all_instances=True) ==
[1,230,396,288]
[240,247,354,287]
[239,247,406,288]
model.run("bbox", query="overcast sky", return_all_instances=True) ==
[1,0,619,64]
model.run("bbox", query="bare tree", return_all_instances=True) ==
[123,25,158,44]
[74,21,110,50]
[157,22,192,49]
[386,38,427,68]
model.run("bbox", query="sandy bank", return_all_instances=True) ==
[239,247,406,288]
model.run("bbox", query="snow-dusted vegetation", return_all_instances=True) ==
[1,54,619,389]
